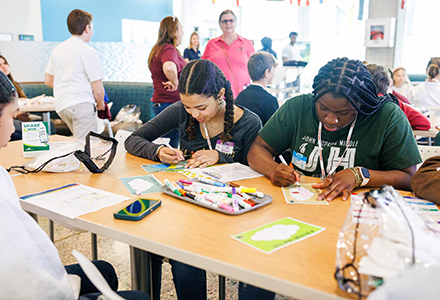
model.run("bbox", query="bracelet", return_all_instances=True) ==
[348,167,363,188]
[154,145,164,160]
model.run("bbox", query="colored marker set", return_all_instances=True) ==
[162,178,272,215]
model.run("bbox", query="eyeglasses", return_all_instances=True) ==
[220,19,235,24]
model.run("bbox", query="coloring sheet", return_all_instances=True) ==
[119,175,163,195]
[231,217,325,254]
[282,183,327,205]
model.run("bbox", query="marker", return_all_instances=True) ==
[231,188,240,211]
[238,192,257,207]
[198,177,225,187]
[163,142,185,161]
[164,179,182,196]
[205,194,233,211]
[278,155,288,166]
[190,192,213,206]
[172,182,187,196]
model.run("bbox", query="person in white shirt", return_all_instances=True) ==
[45,9,105,141]
[413,57,440,107]
[0,72,150,299]
[281,32,302,62]
[282,32,302,89]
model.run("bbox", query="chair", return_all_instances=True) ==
[114,129,132,152]
[266,67,299,101]
[418,145,440,161]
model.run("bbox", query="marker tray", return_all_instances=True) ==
[161,185,272,215]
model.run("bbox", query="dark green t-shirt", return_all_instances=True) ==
[259,94,422,177]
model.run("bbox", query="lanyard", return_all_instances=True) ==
[317,117,356,180]
[202,123,213,150]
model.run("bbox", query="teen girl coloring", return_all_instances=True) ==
[125,59,261,169]
[248,57,422,202]
[125,59,262,300]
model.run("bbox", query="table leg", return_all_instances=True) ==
[43,112,51,135]
[49,220,54,242]
[29,212,38,222]
[130,247,153,297]
[91,233,98,260]
[219,275,226,300]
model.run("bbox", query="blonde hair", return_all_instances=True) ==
[187,32,199,50]
[393,67,410,84]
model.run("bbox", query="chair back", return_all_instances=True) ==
[418,145,440,161]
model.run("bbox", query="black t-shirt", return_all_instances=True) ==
[235,85,279,125]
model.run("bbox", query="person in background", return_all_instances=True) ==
[392,67,414,103]
[366,63,430,130]
[125,59,262,300]
[0,55,31,140]
[183,31,202,63]
[258,37,277,59]
[235,52,279,125]
[202,9,255,98]
[281,32,301,63]
[45,9,105,141]
[148,16,186,148]
[0,55,57,140]
[248,57,421,202]
[413,57,440,107]
[0,71,150,300]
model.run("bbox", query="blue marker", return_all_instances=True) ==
[198,177,225,187]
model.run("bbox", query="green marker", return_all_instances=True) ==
[164,179,182,196]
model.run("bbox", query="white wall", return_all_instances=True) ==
[0,0,43,41]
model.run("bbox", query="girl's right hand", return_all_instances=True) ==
[269,164,301,187]
[157,147,184,164]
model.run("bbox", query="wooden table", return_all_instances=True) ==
[18,98,55,134]
[2,136,403,300]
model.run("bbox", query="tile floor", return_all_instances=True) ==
[39,216,294,300]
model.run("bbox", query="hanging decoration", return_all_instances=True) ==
[298,0,310,6]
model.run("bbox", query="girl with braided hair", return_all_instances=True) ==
[126,59,261,169]
[248,57,421,202]
[125,59,262,300]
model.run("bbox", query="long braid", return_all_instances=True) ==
[179,59,235,142]
[312,57,385,115]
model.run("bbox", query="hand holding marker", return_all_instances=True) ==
[278,154,301,185]
[164,141,185,161]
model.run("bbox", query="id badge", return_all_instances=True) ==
[215,140,234,155]
[291,150,307,170]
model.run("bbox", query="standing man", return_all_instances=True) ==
[281,32,302,91]
[45,9,105,141]
[282,32,302,62]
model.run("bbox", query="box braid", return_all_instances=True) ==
[178,59,234,142]
[312,57,388,115]
[0,71,17,116]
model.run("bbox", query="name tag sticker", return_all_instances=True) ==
[215,140,234,155]
[291,150,307,169]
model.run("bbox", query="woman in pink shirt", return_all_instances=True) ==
[202,10,255,98]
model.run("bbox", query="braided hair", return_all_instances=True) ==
[312,57,385,115]
[178,59,234,142]
[0,71,17,116]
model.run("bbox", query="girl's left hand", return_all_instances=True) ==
[186,150,220,169]
[312,169,356,202]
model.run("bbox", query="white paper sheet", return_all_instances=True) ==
[20,183,129,219]
[177,162,263,182]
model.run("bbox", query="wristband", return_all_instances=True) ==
[155,145,165,160]
[348,167,362,188]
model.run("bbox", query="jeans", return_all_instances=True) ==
[152,102,180,148]
[65,260,150,300]
[151,254,206,300]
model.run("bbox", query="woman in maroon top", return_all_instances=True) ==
[148,16,186,147]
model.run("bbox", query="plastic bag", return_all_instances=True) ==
[26,141,83,172]
[114,104,141,123]
[335,186,440,298]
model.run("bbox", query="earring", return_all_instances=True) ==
[219,99,225,105]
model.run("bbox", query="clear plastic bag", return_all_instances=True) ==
[335,186,440,298]
[114,104,141,123]
[26,141,83,172]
